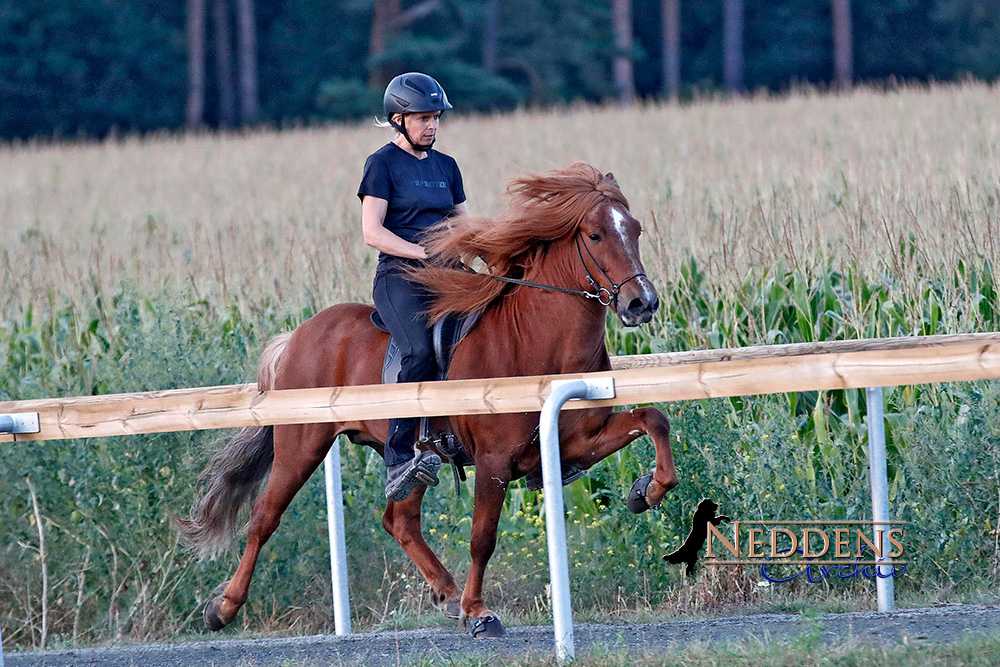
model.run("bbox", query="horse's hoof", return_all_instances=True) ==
[627,474,661,514]
[470,614,505,639]
[203,596,227,632]
[443,598,462,620]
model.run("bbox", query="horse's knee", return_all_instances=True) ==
[640,407,670,435]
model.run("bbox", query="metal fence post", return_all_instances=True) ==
[540,377,615,663]
[865,386,895,612]
[324,437,352,635]
[0,415,17,667]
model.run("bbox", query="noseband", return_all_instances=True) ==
[471,233,646,309]
[574,234,646,307]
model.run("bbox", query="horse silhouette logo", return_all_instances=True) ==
[663,498,731,576]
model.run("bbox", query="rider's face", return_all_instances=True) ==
[399,111,441,146]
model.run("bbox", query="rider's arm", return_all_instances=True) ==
[453,201,469,217]
[361,195,429,260]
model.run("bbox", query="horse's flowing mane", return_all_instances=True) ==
[406,162,629,321]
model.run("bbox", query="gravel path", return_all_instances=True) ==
[8,604,1000,666]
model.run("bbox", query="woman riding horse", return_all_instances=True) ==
[178,161,679,639]
[358,72,469,502]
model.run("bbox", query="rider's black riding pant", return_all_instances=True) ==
[372,265,437,467]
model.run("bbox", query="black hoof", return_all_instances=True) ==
[470,614,505,639]
[627,474,660,514]
[203,597,227,632]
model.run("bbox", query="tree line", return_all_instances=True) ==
[1,0,997,140]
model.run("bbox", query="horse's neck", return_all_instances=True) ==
[477,244,611,376]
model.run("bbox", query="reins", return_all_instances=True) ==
[463,233,646,308]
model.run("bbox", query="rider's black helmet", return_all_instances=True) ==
[383,72,453,119]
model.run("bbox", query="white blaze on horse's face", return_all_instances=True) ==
[611,207,630,247]
[582,203,660,327]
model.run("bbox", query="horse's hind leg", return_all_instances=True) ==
[382,485,463,618]
[205,422,334,630]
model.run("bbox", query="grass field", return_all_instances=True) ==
[3,81,998,322]
[2,81,1000,652]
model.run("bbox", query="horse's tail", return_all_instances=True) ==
[257,332,292,390]
[175,332,291,559]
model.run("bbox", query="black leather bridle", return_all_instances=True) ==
[470,233,646,309]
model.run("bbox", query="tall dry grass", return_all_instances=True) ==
[2,81,998,320]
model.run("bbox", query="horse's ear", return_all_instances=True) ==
[604,172,620,188]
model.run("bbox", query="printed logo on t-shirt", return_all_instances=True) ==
[414,180,448,188]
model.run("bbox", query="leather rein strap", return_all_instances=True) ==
[469,233,645,308]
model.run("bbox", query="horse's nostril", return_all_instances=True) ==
[627,297,645,314]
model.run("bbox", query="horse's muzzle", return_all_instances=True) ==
[617,278,659,326]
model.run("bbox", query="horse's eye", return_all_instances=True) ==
[589,233,601,242]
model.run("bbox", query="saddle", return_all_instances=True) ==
[370,308,480,492]
[370,308,587,495]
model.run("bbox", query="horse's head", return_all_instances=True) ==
[409,163,660,326]
[576,173,660,326]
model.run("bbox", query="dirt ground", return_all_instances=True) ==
[7,604,1000,666]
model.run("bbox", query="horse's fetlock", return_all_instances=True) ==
[461,594,484,614]
[661,472,679,491]
[222,592,248,609]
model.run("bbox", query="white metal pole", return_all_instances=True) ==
[540,377,615,663]
[2,420,14,664]
[865,387,895,612]
[324,437,352,635]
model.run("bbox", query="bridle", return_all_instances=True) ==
[470,233,646,309]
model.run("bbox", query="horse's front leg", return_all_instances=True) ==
[460,453,511,638]
[571,406,678,513]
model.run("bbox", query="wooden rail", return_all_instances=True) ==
[2,333,999,443]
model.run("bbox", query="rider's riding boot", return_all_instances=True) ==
[385,449,442,502]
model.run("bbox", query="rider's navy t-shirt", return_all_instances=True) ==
[358,142,466,272]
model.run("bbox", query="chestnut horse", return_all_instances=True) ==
[176,163,680,638]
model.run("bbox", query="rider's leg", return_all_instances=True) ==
[373,267,441,498]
